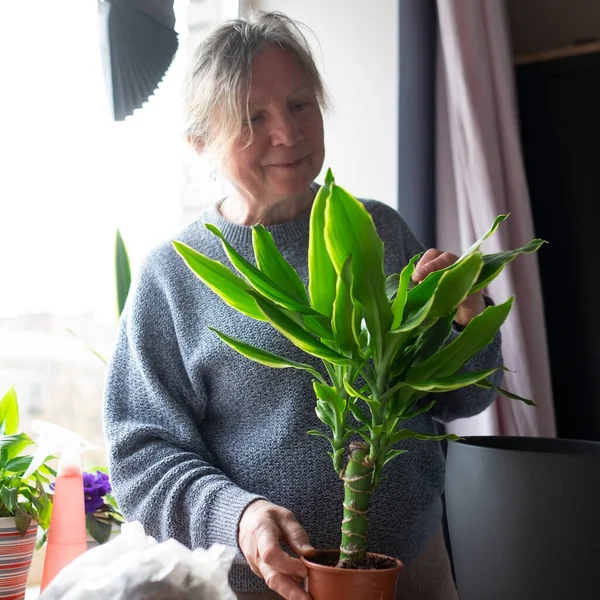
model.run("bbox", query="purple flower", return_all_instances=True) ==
[82,471,112,514]
[49,470,113,514]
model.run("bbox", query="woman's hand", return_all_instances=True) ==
[238,499,315,600]
[412,249,486,326]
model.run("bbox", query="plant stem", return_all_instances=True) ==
[339,442,375,567]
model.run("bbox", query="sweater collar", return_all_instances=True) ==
[200,183,319,247]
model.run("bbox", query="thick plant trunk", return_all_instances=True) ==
[338,442,375,567]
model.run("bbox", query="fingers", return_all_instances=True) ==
[259,562,312,600]
[413,249,458,283]
[238,500,313,600]
[256,528,311,600]
[276,510,315,557]
[257,525,308,579]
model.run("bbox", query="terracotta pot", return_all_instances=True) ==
[301,550,403,600]
[0,516,38,600]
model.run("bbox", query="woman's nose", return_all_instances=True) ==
[269,112,303,147]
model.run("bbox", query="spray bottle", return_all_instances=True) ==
[24,420,97,590]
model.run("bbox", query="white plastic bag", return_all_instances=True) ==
[39,521,238,600]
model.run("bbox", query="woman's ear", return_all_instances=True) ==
[188,135,205,155]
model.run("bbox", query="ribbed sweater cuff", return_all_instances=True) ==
[203,482,265,549]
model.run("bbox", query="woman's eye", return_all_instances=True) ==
[292,102,308,111]
[248,113,264,124]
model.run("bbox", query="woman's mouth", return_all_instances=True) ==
[270,156,307,168]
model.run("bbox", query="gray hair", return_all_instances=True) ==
[182,11,329,161]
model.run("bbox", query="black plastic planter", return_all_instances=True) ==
[445,436,600,600]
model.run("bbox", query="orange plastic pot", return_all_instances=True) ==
[301,550,403,600]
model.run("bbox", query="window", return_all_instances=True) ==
[0,0,221,466]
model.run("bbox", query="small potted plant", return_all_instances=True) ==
[173,171,542,600]
[82,468,125,548]
[0,386,54,599]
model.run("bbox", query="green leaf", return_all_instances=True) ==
[249,292,350,365]
[391,368,500,394]
[428,253,483,318]
[395,295,435,332]
[86,514,113,544]
[348,401,371,425]
[115,229,131,318]
[412,314,455,365]
[406,298,513,382]
[324,168,335,186]
[476,379,536,406]
[21,449,53,481]
[382,449,408,467]
[307,430,334,443]
[388,428,461,445]
[14,506,33,536]
[35,528,47,551]
[400,253,482,329]
[252,225,308,303]
[206,224,320,316]
[208,327,325,383]
[401,216,508,317]
[0,388,19,436]
[470,239,547,294]
[343,378,373,404]
[404,268,446,316]
[0,486,17,512]
[303,315,336,342]
[386,274,400,302]
[5,456,32,474]
[403,398,437,420]
[324,184,392,358]
[35,495,52,530]
[313,381,346,421]
[0,434,34,461]
[391,255,420,330]
[38,463,57,477]
[309,177,338,318]
[315,399,335,429]
[173,241,266,321]
[459,214,509,259]
[332,256,358,355]
[353,300,364,349]
[66,328,107,365]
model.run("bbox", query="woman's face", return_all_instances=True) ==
[222,44,325,208]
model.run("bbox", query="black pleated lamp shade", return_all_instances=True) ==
[98,0,179,121]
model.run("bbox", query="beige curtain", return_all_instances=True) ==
[436,0,556,437]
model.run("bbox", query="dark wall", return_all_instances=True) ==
[507,0,600,56]
[515,43,600,441]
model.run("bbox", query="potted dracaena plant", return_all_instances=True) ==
[0,386,54,598]
[172,170,542,600]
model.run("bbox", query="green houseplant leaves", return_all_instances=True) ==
[0,388,55,538]
[174,171,544,567]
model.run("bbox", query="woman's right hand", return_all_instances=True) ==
[238,499,315,600]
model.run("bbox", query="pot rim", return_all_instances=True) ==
[300,550,403,574]
[449,436,600,458]
[0,516,38,527]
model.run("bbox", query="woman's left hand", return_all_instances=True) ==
[412,249,486,327]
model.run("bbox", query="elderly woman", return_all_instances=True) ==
[104,11,502,600]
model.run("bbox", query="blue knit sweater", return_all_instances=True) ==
[103,197,502,593]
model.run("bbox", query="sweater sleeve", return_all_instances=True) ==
[103,253,264,550]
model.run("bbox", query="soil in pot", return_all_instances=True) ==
[301,550,403,600]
